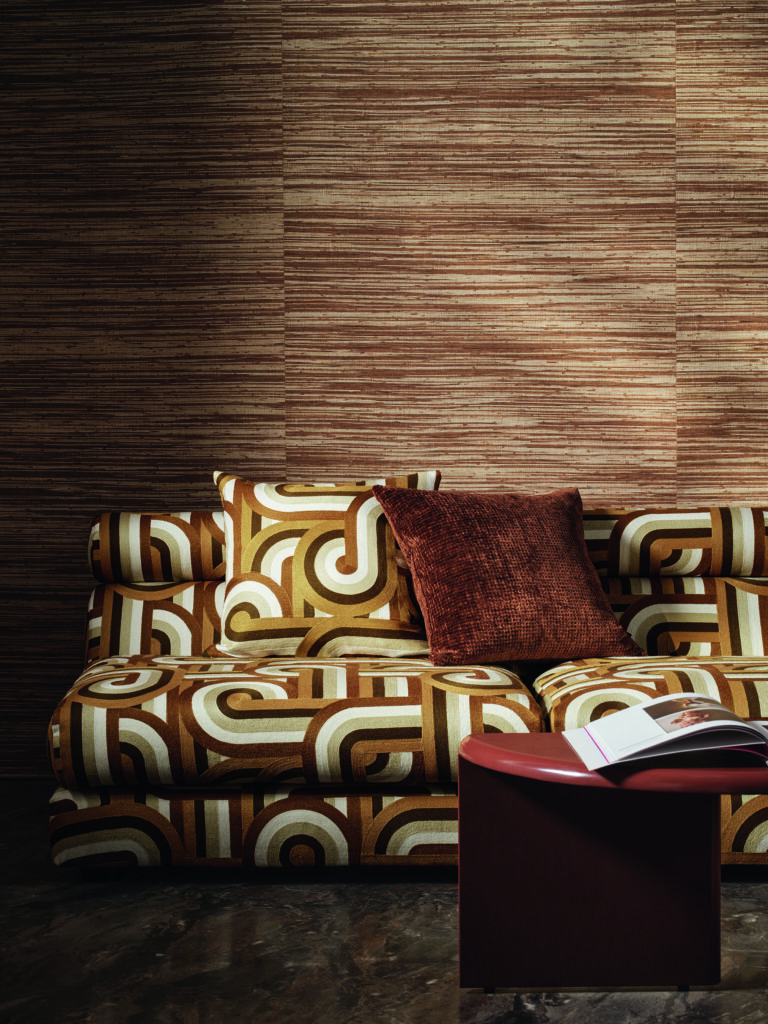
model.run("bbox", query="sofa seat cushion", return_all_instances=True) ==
[534,656,768,732]
[49,655,543,790]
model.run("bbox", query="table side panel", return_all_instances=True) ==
[458,757,721,989]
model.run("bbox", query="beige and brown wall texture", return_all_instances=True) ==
[2,1,767,775]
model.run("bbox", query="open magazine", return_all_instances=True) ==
[564,694,768,771]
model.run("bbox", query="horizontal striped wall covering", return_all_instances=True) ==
[283,0,678,495]
[676,0,768,501]
[2,1,768,773]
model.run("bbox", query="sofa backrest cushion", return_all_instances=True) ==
[83,502,768,663]
[89,512,225,583]
[585,507,768,657]
[85,581,223,664]
[600,575,768,656]
[584,507,768,577]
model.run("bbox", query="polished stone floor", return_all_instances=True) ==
[2,781,768,1024]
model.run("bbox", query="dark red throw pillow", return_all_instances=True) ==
[372,486,643,666]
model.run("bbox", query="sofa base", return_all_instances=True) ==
[49,784,460,869]
[49,787,768,870]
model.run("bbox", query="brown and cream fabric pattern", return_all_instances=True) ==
[722,793,768,866]
[49,655,542,790]
[534,656,768,732]
[46,780,768,869]
[89,511,226,583]
[48,501,768,868]
[598,576,768,658]
[532,653,768,863]
[214,471,440,658]
[585,507,768,656]
[49,784,463,869]
[584,506,768,577]
[85,511,227,664]
[85,582,224,665]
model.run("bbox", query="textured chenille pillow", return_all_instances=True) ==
[214,470,441,657]
[372,486,644,666]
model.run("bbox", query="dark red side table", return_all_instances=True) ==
[458,731,768,991]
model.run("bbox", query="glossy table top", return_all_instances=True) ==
[459,731,768,793]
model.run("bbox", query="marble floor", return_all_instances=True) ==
[2,782,768,1024]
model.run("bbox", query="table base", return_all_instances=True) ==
[459,758,722,990]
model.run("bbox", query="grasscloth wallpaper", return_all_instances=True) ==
[2,1,767,775]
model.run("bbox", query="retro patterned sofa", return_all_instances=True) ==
[48,473,768,869]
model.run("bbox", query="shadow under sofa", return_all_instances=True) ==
[48,487,768,869]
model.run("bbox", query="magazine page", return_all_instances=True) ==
[564,694,768,771]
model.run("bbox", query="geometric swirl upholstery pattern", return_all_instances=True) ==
[49,656,543,790]
[599,576,768,657]
[84,581,224,664]
[47,783,768,868]
[88,511,226,583]
[85,571,768,666]
[721,793,768,864]
[533,656,768,732]
[214,470,440,659]
[48,784,463,869]
[584,506,768,576]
